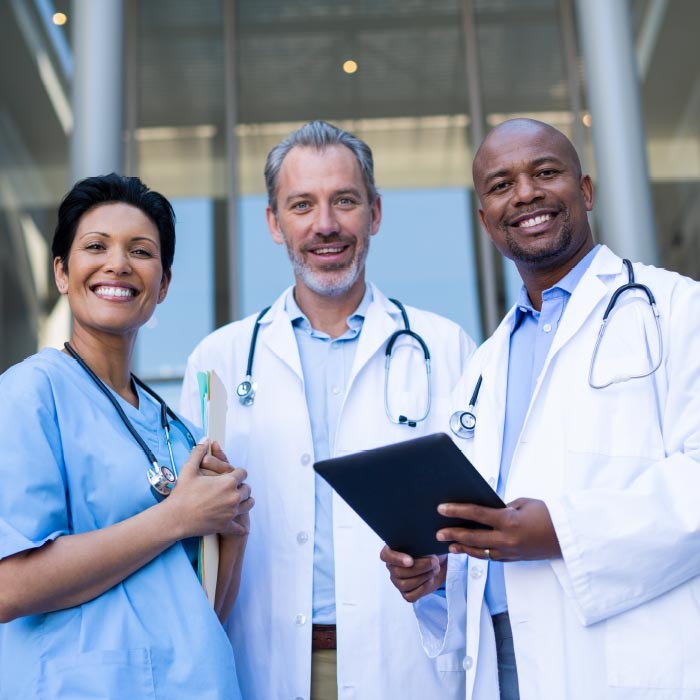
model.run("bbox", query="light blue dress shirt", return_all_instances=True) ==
[485,245,600,615]
[287,286,373,625]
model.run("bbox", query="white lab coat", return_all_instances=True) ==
[181,283,475,700]
[414,246,700,699]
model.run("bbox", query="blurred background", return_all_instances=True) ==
[1,0,698,401]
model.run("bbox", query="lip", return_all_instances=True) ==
[508,209,560,234]
[91,282,139,301]
[304,240,353,264]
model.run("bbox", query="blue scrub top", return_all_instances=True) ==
[0,348,241,700]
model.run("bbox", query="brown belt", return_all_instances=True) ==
[312,623,337,650]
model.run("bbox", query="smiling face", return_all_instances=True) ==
[473,120,594,276]
[54,202,170,344]
[266,144,381,301]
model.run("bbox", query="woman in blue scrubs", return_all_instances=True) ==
[0,174,251,699]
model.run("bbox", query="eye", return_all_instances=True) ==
[291,200,310,211]
[537,168,559,178]
[488,181,511,194]
[84,241,105,251]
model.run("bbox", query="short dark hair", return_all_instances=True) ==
[52,173,176,276]
[264,120,378,214]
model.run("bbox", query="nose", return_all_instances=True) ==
[104,246,132,274]
[513,174,544,206]
[314,202,340,236]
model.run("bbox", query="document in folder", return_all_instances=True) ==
[314,432,505,557]
[196,369,228,606]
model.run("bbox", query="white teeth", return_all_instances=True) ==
[519,214,553,228]
[314,247,344,254]
[94,286,134,298]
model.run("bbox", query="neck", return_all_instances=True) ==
[518,239,595,312]
[65,328,138,406]
[293,277,367,339]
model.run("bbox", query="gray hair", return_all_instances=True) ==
[264,120,378,214]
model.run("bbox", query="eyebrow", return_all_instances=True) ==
[284,187,364,205]
[78,231,158,243]
[482,156,566,184]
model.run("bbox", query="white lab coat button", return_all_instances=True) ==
[331,385,341,395]
[300,453,311,466]
[488,477,496,488]
[543,323,552,333]
[297,531,309,544]
[470,566,483,579]
[295,613,306,626]
[463,655,473,670]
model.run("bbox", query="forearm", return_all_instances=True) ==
[0,499,182,622]
[214,533,248,623]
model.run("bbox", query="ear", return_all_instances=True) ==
[580,174,594,212]
[158,269,172,304]
[369,194,382,237]
[54,256,68,294]
[266,206,284,245]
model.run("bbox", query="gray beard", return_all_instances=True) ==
[281,228,371,297]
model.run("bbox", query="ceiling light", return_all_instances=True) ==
[343,60,358,75]
[53,12,67,26]
[582,113,592,127]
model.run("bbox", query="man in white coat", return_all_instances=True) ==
[181,120,475,700]
[382,118,700,699]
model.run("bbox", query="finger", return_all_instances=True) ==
[201,453,234,475]
[230,467,248,483]
[400,577,442,604]
[438,502,503,527]
[448,543,501,560]
[387,556,440,580]
[236,483,252,502]
[210,441,229,462]
[380,545,414,568]
[180,441,209,475]
[237,496,255,514]
[436,526,491,549]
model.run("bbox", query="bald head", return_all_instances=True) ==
[473,119,582,197]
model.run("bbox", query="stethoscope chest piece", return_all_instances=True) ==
[450,409,476,439]
[147,462,177,500]
[236,378,257,406]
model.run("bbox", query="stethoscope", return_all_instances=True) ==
[65,342,197,499]
[236,298,432,427]
[450,259,662,438]
[588,258,662,389]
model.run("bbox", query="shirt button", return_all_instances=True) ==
[297,531,309,544]
[470,566,483,579]
[300,453,311,466]
[463,655,473,670]
[331,385,341,395]
[542,323,552,333]
[295,614,306,626]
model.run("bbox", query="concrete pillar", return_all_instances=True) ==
[70,0,124,182]
[575,0,659,263]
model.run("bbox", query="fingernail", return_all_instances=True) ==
[436,532,445,541]
[437,504,447,515]
[198,437,209,446]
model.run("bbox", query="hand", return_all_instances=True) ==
[380,546,447,603]
[436,498,561,561]
[165,441,254,538]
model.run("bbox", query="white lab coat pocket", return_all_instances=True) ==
[38,648,156,700]
[605,581,700,690]
[436,648,466,673]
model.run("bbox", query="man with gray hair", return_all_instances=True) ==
[181,120,475,699]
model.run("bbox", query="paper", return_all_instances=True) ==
[196,370,228,607]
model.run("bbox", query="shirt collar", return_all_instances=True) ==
[513,244,600,323]
[286,284,374,335]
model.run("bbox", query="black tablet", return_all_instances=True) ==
[314,432,505,557]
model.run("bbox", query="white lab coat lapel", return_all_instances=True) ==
[345,283,402,394]
[257,288,304,382]
[526,246,624,409]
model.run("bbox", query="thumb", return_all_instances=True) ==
[179,439,209,477]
